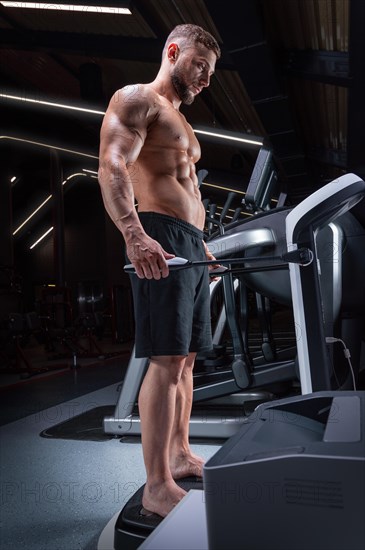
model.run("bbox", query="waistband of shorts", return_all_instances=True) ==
[138,212,204,239]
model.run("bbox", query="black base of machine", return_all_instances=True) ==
[114,476,204,550]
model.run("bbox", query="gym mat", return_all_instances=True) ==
[40,405,115,441]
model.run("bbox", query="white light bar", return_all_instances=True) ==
[0,3,131,15]
[82,168,98,174]
[0,94,105,115]
[30,226,53,250]
[1,136,98,159]
[194,128,263,147]
[13,172,87,235]
[14,195,52,235]
[201,182,245,195]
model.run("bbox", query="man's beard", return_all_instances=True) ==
[171,66,194,105]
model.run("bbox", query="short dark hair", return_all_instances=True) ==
[164,24,221,59]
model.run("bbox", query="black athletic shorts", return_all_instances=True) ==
[128,212,213,358]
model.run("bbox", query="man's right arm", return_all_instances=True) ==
[98,87,173,279]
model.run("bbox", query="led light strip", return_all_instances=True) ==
[14,195,52,235]
[201,182,245,195]
[194,128,263,147]
[29,226,54,250]
[13,172,87,235]
[0,2,131,15]
[0,135,99,159]
[0,94,105,115]
[82,168,98,175]
[210,206,250,220]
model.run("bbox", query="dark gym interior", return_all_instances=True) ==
[1,2,364,550]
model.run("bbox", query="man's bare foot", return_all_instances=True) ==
[142,479,187,518]
[170,451,205,479]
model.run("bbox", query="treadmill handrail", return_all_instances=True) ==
[285,173,365,395]
[286,173,365,243]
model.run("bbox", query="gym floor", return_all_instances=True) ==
[0,343,222,550]
[2,331,364,550]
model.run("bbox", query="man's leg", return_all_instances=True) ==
[138,355,188,517]
[169,352,205,479]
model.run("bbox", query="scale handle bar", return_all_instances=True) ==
[124,247,312,274]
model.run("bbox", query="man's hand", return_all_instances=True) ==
[203,241,221,282]
[126,235,175,280]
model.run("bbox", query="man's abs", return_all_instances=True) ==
[133,173,206,230]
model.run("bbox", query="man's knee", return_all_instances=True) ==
[184,352,197,371]
[150,355,186,384]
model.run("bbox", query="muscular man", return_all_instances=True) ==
[98,24,220,518]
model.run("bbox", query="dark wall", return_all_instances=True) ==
[11,174,135,341]
[64,180,107,285]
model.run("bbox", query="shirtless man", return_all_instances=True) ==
[98,24,220,518]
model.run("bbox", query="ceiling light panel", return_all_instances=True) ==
[0,2,131,15]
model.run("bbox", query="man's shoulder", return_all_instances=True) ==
[112,83,160,107]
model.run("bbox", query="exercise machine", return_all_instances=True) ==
[104,173,365,439]
[98,173,365,549]
[203,390,365,550]
[139,390,365,550]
